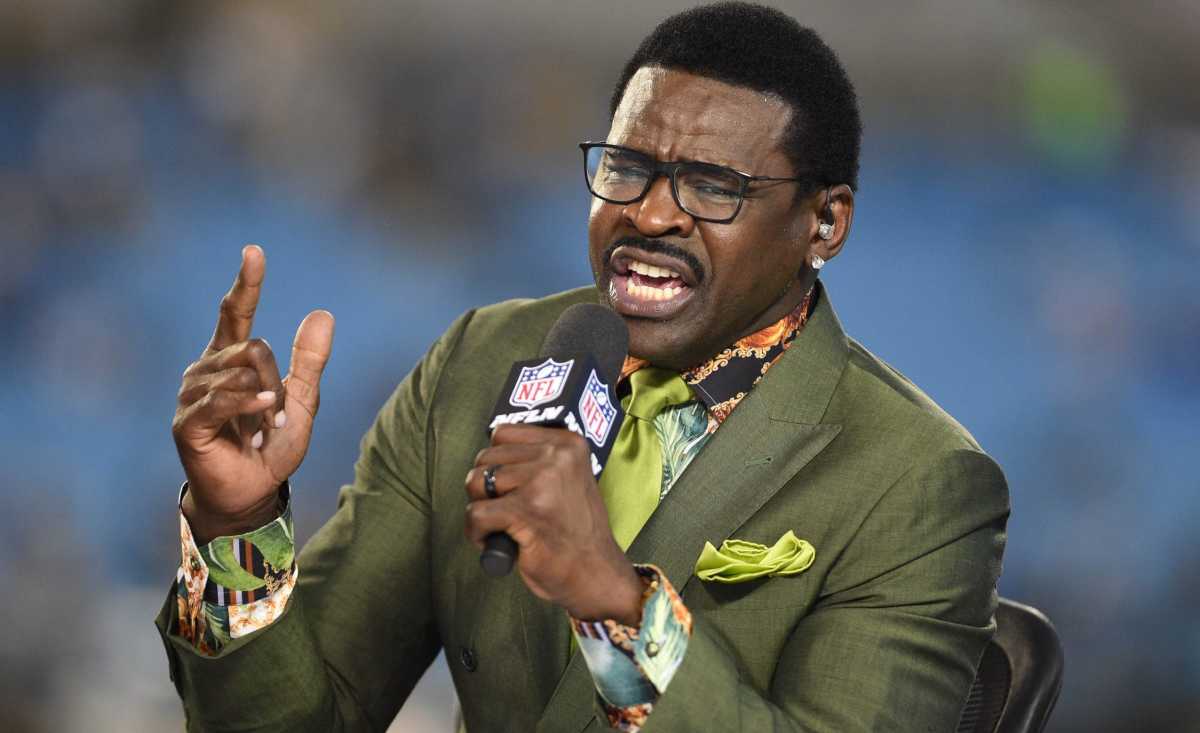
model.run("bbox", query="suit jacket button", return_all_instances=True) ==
[460,646,478,672]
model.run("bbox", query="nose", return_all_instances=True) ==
[622,175,695,238]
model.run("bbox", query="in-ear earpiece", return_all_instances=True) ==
[817,188,834,240]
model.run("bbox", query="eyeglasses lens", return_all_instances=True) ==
[585,146,650,203]
[585,146,743,221]
[675,165,742,221]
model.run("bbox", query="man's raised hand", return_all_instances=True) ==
[172,245,334,543]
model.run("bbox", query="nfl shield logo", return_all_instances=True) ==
[578,369,617,446]
[509,358,574,408]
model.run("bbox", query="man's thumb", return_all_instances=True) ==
[288,310,335,388]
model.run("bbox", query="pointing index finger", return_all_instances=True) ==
[207,244,265,354]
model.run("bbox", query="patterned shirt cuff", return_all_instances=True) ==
[173,482,297,656]
[569,564,693,733]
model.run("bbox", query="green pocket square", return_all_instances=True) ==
[695,530,816,583]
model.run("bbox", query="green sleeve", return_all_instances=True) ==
[156,310,475,733]
[640,448,1009,732]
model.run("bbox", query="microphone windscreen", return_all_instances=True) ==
[540,303,628,387]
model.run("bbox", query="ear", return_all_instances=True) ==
[807,184,854,266]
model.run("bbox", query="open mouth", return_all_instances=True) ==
[622,258,688,299]
[607,247,698,318]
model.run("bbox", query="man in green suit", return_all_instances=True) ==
[159,4,1008,731]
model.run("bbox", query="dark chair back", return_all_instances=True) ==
[957,598,1064,733]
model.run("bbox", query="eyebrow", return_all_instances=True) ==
[615,144,750,174]
[680,154,756,177]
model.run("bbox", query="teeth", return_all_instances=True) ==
[625,278,683,301]
[628,259,682,280]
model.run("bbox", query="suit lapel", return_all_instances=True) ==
[631,281,849,592]
[630,417,843,595]
[536,283,850,731]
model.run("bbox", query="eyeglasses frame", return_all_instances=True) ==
[579,141,813,224]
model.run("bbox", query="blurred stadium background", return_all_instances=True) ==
[1,1,1197,730]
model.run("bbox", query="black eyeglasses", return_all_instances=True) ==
[580,141,811,224]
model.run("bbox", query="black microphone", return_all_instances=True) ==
[479,303,629,577]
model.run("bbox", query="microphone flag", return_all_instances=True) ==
[487,353,624,476]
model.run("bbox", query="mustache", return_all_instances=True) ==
[602,236,706,284]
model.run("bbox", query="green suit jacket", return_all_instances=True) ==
[158,283,1009,732]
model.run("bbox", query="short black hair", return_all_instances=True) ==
[610,2,862,192]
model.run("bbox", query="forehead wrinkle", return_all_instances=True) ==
[609,67,793,174]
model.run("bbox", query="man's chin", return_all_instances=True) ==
[624,320,713,371]
[594,276,714,368]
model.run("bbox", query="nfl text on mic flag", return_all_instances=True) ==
[479,304,628,576]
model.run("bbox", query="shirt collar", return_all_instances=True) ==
[619,286,814,426]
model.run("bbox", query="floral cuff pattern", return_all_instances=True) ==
[569,564,693,733]
[174,482,297,656]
